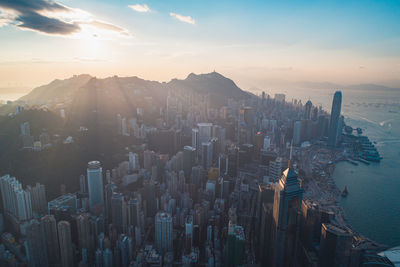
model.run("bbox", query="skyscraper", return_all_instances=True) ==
[191,128,200,153]
[318,223,353,267]
[270,168,303,267]
[183,146,196,180]
[0,174,33,222]
[328,91,342,147]
[155,212,173,255]
[202,142,213,170]
[58,221,74,267]
[128,152,139,172]
[25,219,49,267]
[87,161,105,214]
[127,198,140,229]
[79,174,87,193]
[226,221,245,267]
[76,213,91,255]
[41,215,60,266]
[304,100,312,120]
[111,192,126,234]
[26,182,46,214]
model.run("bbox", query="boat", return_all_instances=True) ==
[341,186,348,197]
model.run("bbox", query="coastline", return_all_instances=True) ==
[302,146,387,250]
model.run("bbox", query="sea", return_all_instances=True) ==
[268,86,400,247]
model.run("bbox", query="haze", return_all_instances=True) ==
[1,0,400,91]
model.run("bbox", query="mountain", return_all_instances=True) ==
[19,72,250,108]
[168,71,249,106]
[19,74,93,103]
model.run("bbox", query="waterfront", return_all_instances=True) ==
[274,86,400,247]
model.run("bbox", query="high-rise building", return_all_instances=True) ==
[328,91,342,147]
[58,221,74,267]
[77,213,91,255]
[87,161,105,214]
[226,221,244,267]
[20,121,31,136]
[201,142,213,170]
[25,219,49,267]
[197,123,212,145]
[127,198,140,229]
[270,168,303,267]
[111,192,126,234]
[26,183,46,214]
[191,128,200,153]
[293,121,302,146]
[155,212,173,255]
[41,215,60,266]
[183,146,196,180]
[0,175,33,222]
[79,174,87,193]
[318,223,353,267]
[269,157,283,182]
[218,154,228,177]
[304,100,312,120]
[128,152,139,172]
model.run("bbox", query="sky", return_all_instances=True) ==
[0,0,400,93]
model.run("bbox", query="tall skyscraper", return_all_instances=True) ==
[270,168,303,267]
[304,100,312,120]
[87,161,105,214]
[155,212,173,255]
[41,215,60,266]
[58,221,74,267]
[25,219,49,267]
[328,91,342,147]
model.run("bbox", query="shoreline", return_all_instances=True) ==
[302,146,387,250]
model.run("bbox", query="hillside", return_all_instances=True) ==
[19,72,250,108]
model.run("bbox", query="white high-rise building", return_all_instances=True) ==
[0,175,33,222]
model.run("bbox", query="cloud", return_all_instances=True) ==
[0,0,130,37]
[169,12,195,25]
[128,4,151,13]
[89,20,130,36]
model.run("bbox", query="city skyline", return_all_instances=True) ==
[0,0,400,91]
[0,1,399,266]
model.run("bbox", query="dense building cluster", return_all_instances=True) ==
[0,90,396,266]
